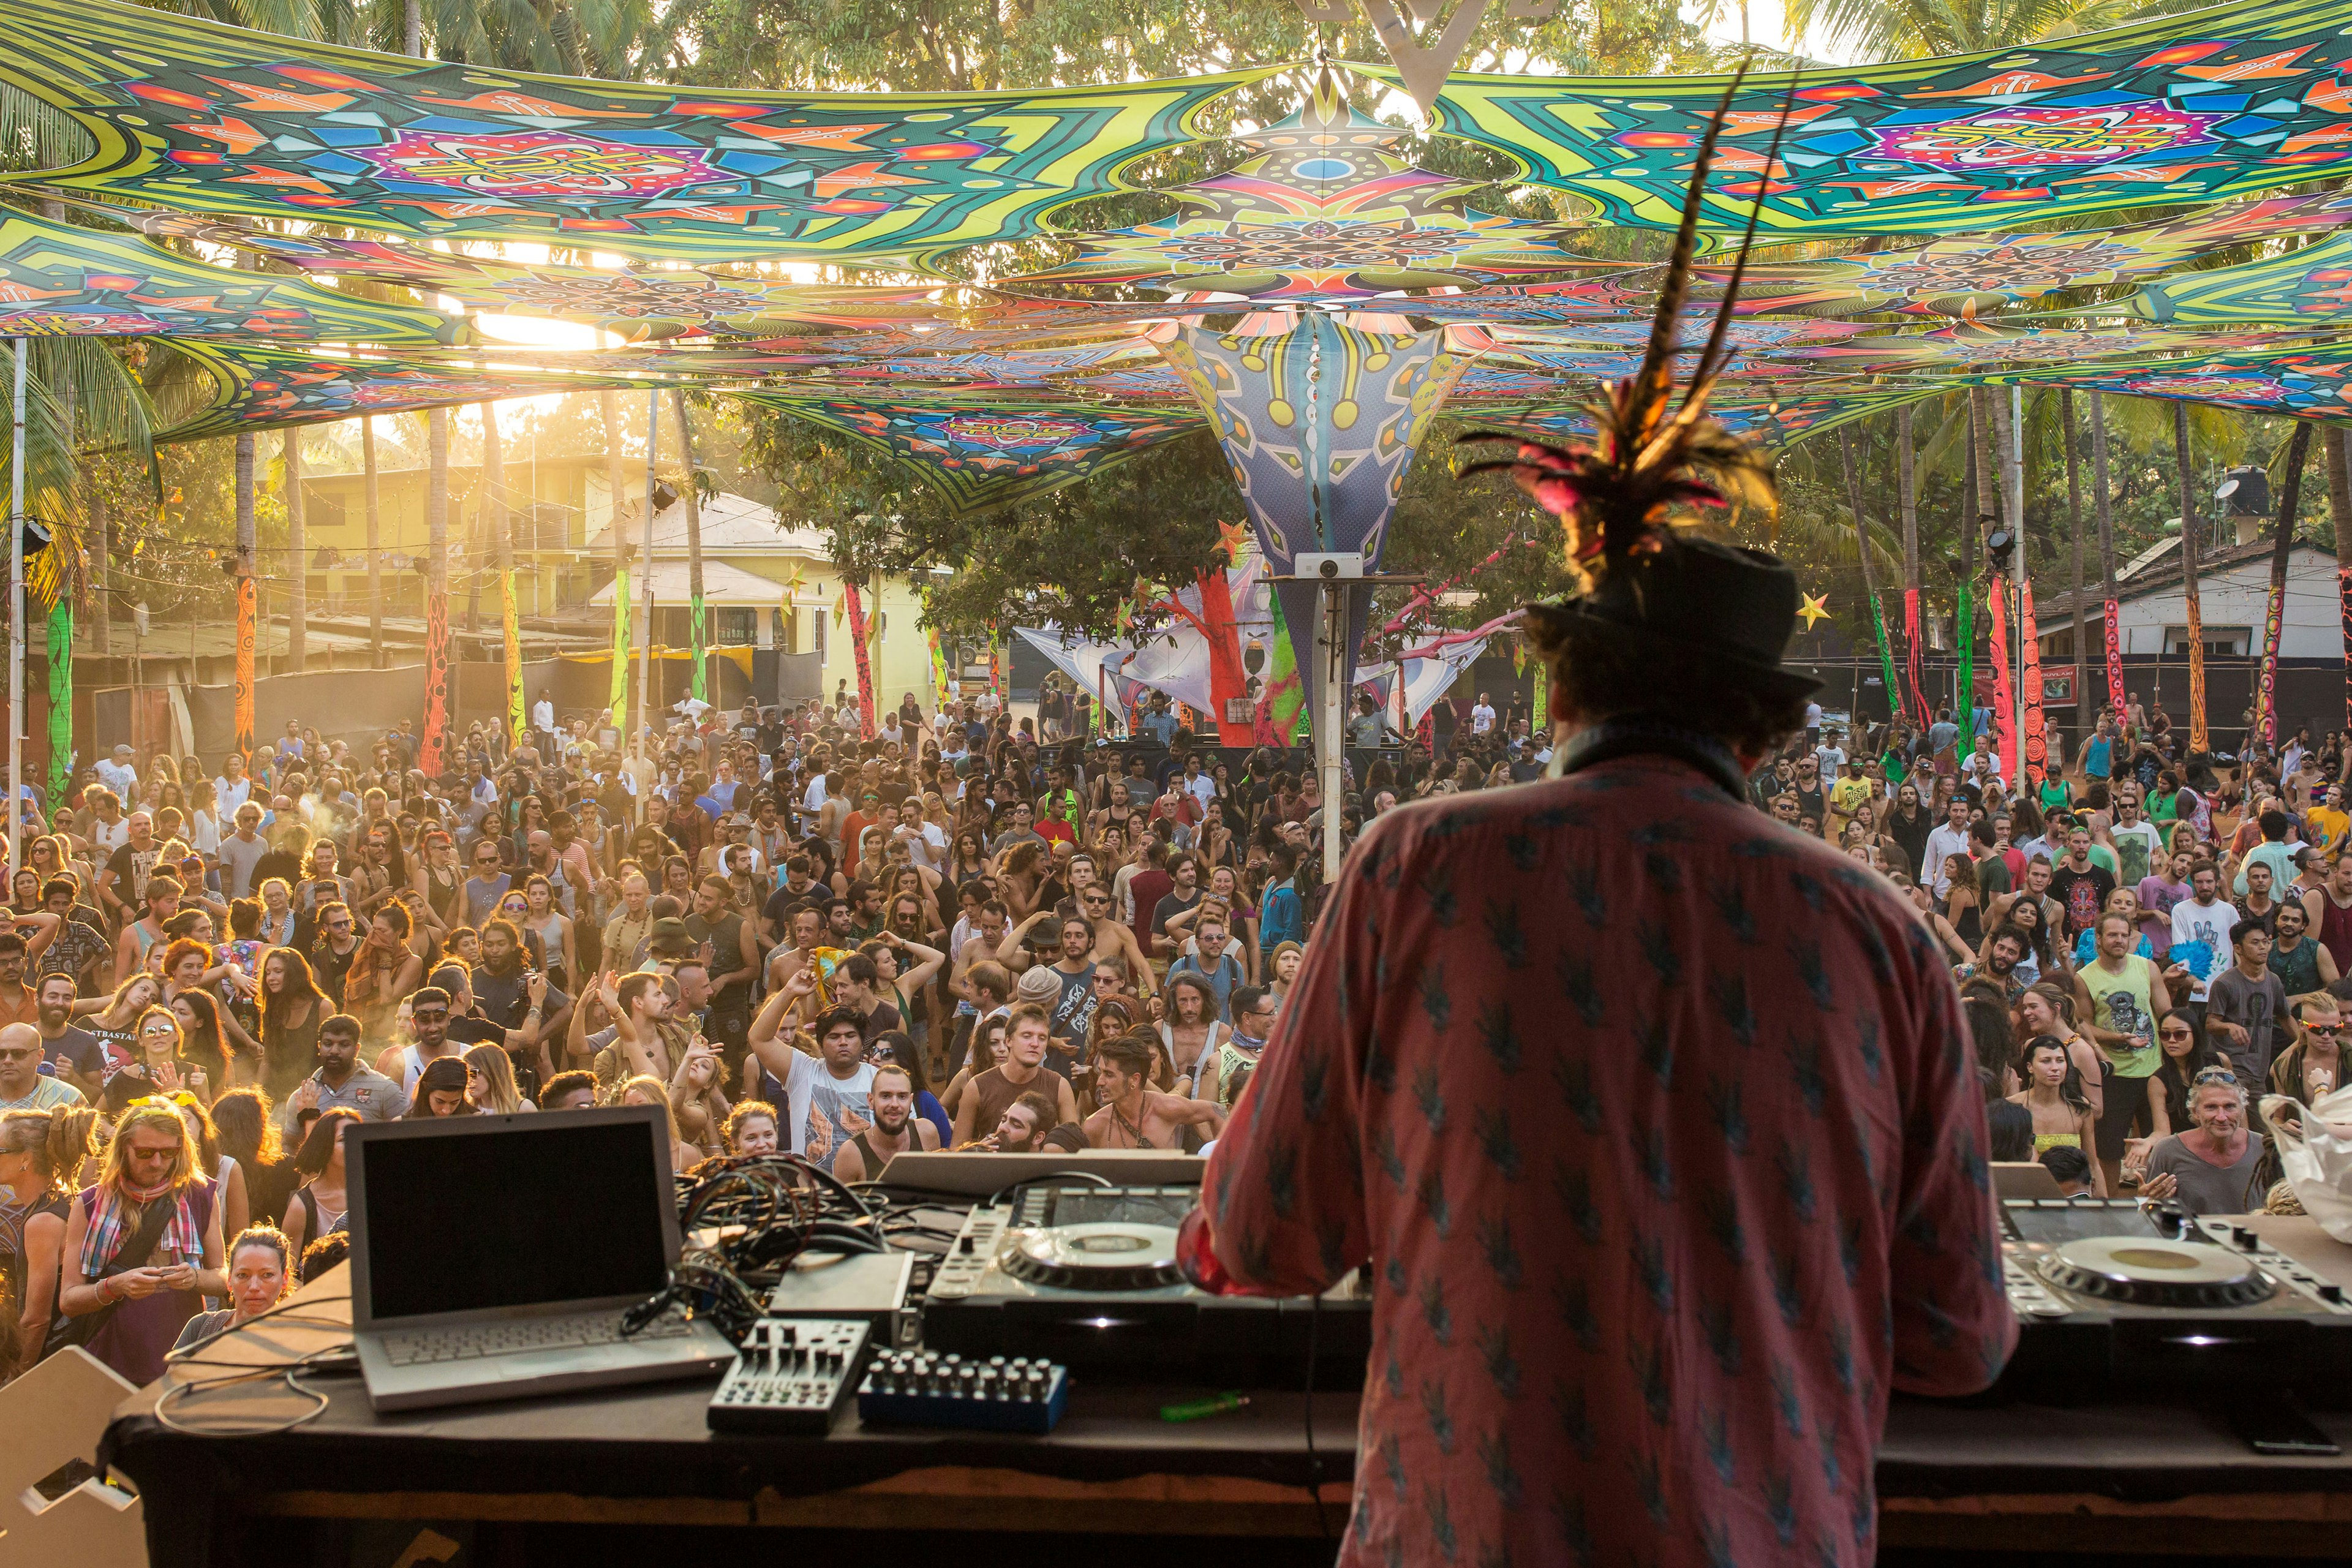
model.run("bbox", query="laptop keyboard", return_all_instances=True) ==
[382,1312,692,1367]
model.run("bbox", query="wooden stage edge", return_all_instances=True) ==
[244,1474,2352,1551]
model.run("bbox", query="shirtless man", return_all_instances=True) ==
[1076,884,1154,1000]
[831,1063,940,1180]
[981,1090,1057,1153]
[1082,1034,1224,1150]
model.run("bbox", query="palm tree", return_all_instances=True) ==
[1782,0,2146,61]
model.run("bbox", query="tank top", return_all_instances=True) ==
[2083,956,2160,1077]
[2032,1130,2082,1153]
[965,1064,1065,1144]
[1213,1037,1264,1109]
[424,867,461,924]
[1159,1020,1226,1081]
[849,1127,920,1175]
[2318,893,2352,978]
[2272,936,2324,997]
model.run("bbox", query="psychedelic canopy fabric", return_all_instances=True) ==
[1983,338,2352,420]
[730,394,1205,513]
[0,205,470,344]
[1360,0,2352,235]
[2120,228,2352,323]
[1008,75,1597,300]
[152,341,665,442]
[0,0,1280,263]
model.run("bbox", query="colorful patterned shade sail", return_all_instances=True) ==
[1690,190,2352,318]
[0,0,1278,263]
[732,394,1205,513]
[1359,0,2352,235]
[1984,338,2352,420]
[1014,76,1599,300]
[2122,227,2352,323]
[0,206,470,344]
[153,341,665,442]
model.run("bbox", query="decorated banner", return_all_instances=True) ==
[501,570,526,747]
[2124,228,2352,325]
[45,599,71,804]
[1531,663,1547,736]
[2103,603,2128,725]
[2019,581,2046,790]
[2258,575,2287,746]
[2342,570,2352,736]
[1902,588,1928,728]
[988,627,1003,699]
[420,582,450,775]
[1868,593,1905,726]
[0,0,1275,264]
[1162,314,1469,725]
[1991,340,2352,422]
[0,205,468,343]
[690,591,708,703]
[842,578,877,739]
[738,394,1200,516]
[1256,589,1308,747]
[230,577,255,760]
[610,567,632,719]
[1986,582,2015,782]
[1365,0,2352,238]
[927,627,953,709]
[1955,586,1974,733]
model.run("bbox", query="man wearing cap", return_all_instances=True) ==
[1193,516,2012,1567]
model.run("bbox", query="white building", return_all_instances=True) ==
[2036,533,2339,663]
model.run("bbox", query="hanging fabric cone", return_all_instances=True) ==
[234,577,257,761]
[609,567,631,719]
[501,568,526,746]
[2257,575,2286,747]
[842,578,877,739]
[45,599,72,804]
[2019,580,2046,789]
[1868,592,1905,726]
[2104,598,2127,725]
[1987,581,2015,778]
[689,590,707,703]
[420,584,450,775]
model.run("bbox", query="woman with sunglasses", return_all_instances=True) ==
[104,1007,214,1114]
[55,1100,226,1385]
[2268,993,2346,1109]
[462,1042,532,1115]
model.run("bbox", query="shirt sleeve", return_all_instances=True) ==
[1200,820,1381,1296]
[1888,911,2019,1397]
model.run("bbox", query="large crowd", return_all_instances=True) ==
[0,671,2330,1401]
[0,682,1558,1389]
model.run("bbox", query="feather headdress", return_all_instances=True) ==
[1459,62,1800,592]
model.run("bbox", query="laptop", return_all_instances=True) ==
[347,1105,734,1412]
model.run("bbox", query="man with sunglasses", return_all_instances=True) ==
[0,1020,80,1111]
[461,843,511,929]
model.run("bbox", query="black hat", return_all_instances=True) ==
[1522,534,1821,703]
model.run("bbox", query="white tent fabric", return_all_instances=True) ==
[1354,637,1490,726]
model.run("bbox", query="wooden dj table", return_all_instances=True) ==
[99,1215,2352,1566]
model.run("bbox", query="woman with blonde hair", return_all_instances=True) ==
[0,1106,96,1376]
[462,1043,532,1115]
[54,1100,226,1384]
[618,1074,697,1172]
[103,1006,214,1113]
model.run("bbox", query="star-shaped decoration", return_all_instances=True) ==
[1798,592,1831,630]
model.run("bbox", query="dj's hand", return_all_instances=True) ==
[2138,1171,2180,1202]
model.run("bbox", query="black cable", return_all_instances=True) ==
[982,1168,1117,1212]
[1304,1291,1332,1542]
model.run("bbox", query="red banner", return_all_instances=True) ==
[2019,580,2046,790]
[2103,598,2127,726]
[1987,579,2015,787]
[2186,577,2210,755]
[843,578,877,740]
[1902,587,1928,726]
[421,583,450,776]
[233,577,255,761]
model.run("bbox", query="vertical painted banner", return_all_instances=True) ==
[233,577,256,762]
[2103,600,2127,725]
[987,626,1002,699]
[1986,581,2015,780]
[1954,587,1974,734]
[2019,580,2046,790]
[1868,592,1905,726]
[420,583,449,775]
[1531,662,1547,736]
[45,599,70,804]
[2185,578,2210,755]
[609,567,631,720]
[1256,589,1306,745]
[1901,587,1927,724]
[926,627,951,709]
[500,569,525,746]
[2257,577,2286,747]
[689,591,707,703]
[842,579,877,739]
[2340,568,2352,738]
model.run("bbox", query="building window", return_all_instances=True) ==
[2162,625,2251,657]
[717,607,755,644]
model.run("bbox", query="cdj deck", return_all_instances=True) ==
[920,1185,1372,1384]
[2000,1199,2352,1393]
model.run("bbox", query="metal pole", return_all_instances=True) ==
[638,388,657,766]
[1319,579,1344,881]
[7,339,23,876]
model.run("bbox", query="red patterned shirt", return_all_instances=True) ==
[1204,756,2016,1568]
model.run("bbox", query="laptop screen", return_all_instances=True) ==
[358,1117,673,1322]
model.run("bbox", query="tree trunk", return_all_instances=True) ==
[423,406,450,774]
[403,0,421,56]
[2258,421,2315,748]
[235,434,255,617]
[284,429,305,674]
[1896,405,1918,593]
[483,401,510,584]
[89,487,108,656]
[2063,390,2086,729]
[669,388,707,702]
[2090,392,2123,725]
[2175,404,2208,753]
[599,390,630,726]
[362,415,383,668]
[2327,428,2352,742]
